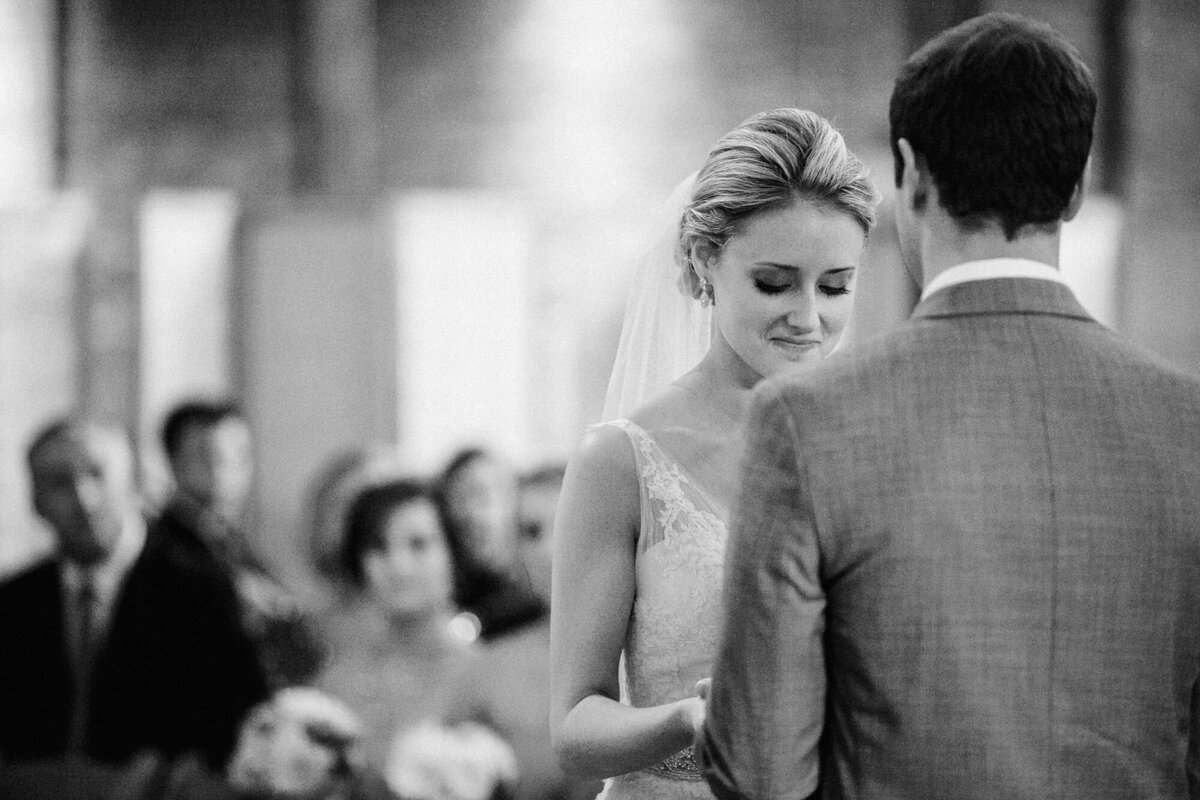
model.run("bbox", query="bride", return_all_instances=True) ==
[549,108,880,798]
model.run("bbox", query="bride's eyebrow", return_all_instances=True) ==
[752,263,857,274]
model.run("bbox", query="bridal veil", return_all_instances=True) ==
[601,175,712,421]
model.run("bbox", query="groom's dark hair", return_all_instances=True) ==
[889,12,1096,240]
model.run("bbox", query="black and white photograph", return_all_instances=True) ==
[1,2,1199,799]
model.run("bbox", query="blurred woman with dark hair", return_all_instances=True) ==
[436,448,545,641]
[317,478,478,768]
[445,463,602,800]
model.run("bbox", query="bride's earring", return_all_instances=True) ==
[699,279,713,307]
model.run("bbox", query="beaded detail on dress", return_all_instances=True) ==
[646,746,705,782]
[592,419,727,800]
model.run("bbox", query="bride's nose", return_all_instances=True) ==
[785,288,819,331]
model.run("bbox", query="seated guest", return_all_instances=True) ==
[514,463,565,605]
[445,464,600,800]
[155,399,324,686]
[318,479,477,768]
[0,417,269,769]
[436,449,544,641]
[303,446,404,598]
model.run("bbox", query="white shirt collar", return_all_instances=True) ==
[62,514,147,607]
[920,258,1068,302]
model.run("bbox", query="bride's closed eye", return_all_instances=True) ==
[754,279,791,295]
[751,266,796,295]
[752,272,855,296]
[820,268,856,296]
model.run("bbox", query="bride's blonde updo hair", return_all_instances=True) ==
[678,108,880,299]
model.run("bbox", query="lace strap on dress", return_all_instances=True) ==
[588,418,664,553]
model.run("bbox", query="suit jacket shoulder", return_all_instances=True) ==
[0,558,64,655]
[91,528,269,768]
[0,559,71,762]
[0,558,65,655]
[747,279,1200,799]
[0,557,59,604]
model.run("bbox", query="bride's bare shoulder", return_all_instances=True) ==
[560,424,640,532]
[569,422,638,485]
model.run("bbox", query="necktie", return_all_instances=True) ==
[68,573,98,753]
[77,575,97,663]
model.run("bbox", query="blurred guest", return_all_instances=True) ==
[159,400,254,541]
[303,447,403,595]
[514,464,565,605]
[387,721,517,800]
[446,464,600,800]
[154,399,324,686]
[0,417,268,769]
[318,479,477,768]
[437,449,544,640]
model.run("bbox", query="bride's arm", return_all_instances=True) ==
[550,425,703,779]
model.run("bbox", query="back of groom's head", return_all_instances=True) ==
[889,12,1097,240]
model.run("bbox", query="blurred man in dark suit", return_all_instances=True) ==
[155,399,323,686]
[0,417,269,769]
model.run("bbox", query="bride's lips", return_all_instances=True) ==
[771,336,822,353]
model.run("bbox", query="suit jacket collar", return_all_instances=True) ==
[912,277,1095,322]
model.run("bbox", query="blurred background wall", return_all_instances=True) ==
[2,0,1197,589]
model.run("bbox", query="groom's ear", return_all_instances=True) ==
[1062,155,1091,223]
[896,138,928,213]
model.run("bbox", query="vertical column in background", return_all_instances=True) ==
[1116,3,1200,373]
[1028,0,1124,333]
[1060,197,1123,328]
[242,202,395,589]
[392,191,533,472]
[137,189,240,504]
[0,196,91,575]
[288,0,380,195]
[0,0,55,199]
[0,0,88,575]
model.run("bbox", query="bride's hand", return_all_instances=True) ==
[686,678,713,750]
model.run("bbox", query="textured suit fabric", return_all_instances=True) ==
[152,499,326,686]
[0,526,270,769]
[703,278,1200,800]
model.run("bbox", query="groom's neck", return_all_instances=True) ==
[919,212,1063,288]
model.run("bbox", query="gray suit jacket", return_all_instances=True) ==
[702,278,1200,800]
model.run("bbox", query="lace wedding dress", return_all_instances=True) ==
[596,418,728,800]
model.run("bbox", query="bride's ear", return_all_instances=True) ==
[690,241,716,284]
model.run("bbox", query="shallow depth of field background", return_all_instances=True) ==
[2,0,1197,589]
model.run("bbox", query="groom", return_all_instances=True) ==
[701,12,1200,800]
